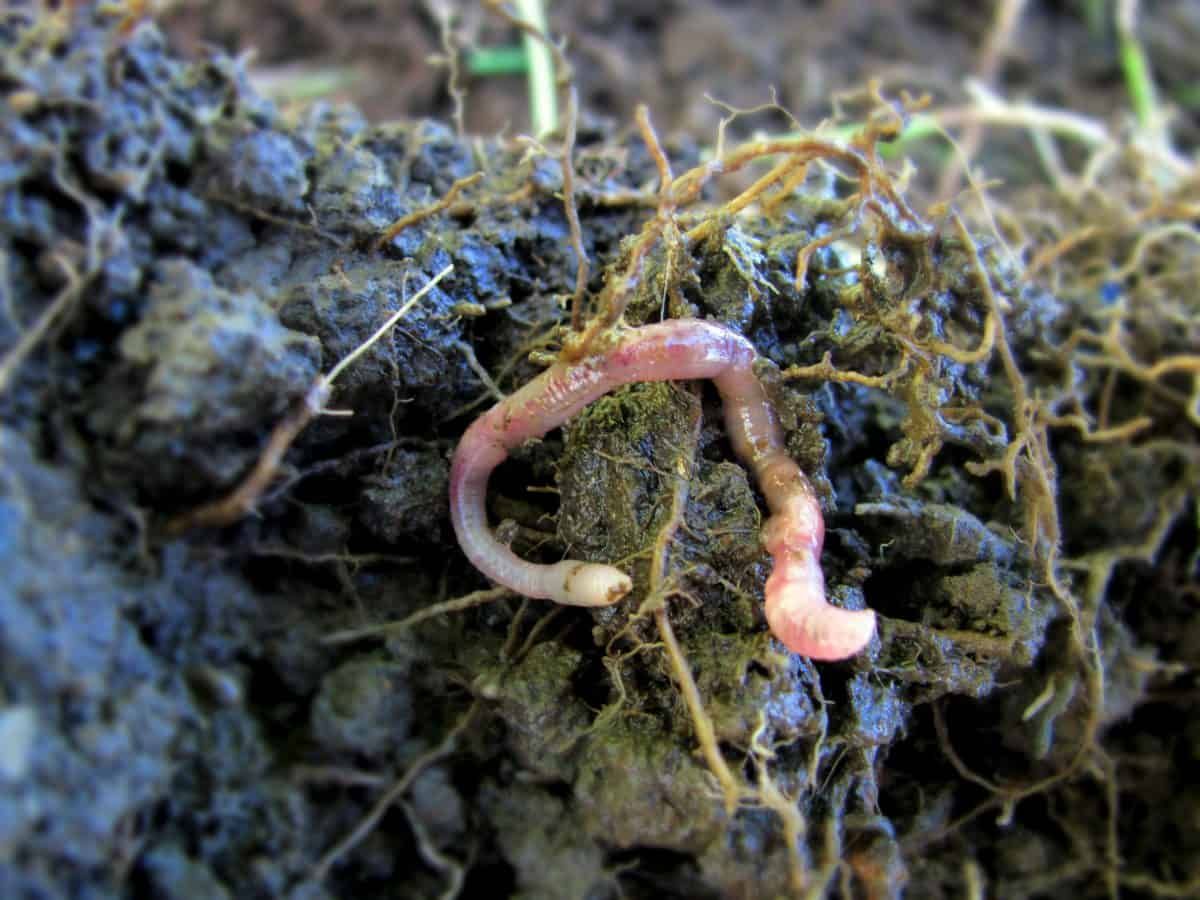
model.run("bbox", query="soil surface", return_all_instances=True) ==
[2,3,1198,899]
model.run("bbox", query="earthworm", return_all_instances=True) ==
[448,319,876,660]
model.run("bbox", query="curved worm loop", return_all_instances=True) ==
[448,319,875,659]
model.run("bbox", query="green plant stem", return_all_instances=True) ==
[514,0,557,136]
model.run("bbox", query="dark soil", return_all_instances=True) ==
[2,3,1197,899]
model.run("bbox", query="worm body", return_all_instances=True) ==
[448,319,875,660]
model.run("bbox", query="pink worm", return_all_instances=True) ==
[448,319,876,660]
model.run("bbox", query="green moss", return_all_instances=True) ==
[476,642,592,782]
[575,716,726,852]
[558,381,700,564]
[681,631,820,748]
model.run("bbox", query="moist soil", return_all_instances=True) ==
[1,3,1198,899]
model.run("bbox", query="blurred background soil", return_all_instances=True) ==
[1,2,1198,899]
[161,0,1200,147]
[157,0,1200,199]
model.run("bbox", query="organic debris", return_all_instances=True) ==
[1,4,1197,899]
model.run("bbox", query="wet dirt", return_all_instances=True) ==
[2,3,1198,899]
